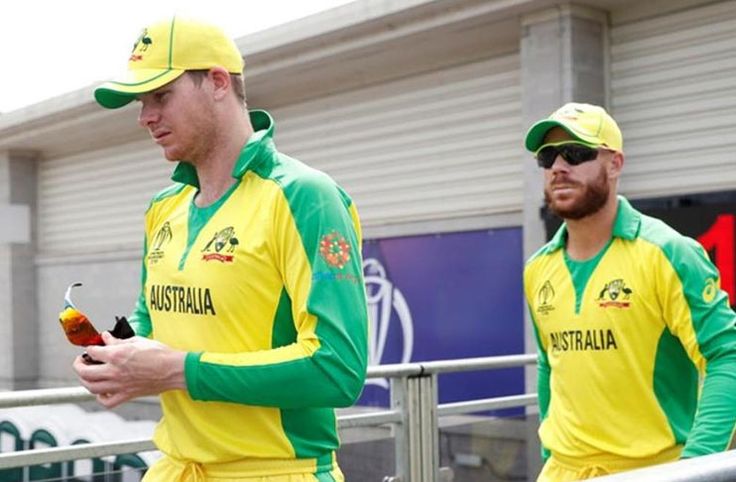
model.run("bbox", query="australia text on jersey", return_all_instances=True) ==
[149,284,216,315]
[549,329,618,352]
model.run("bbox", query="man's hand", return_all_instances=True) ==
[73,332,187,408]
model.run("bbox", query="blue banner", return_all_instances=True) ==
[358,228,525,409]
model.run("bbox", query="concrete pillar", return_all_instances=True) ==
[0,150,38,389]
[519,4,608,479]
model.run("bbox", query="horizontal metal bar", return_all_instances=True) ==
[0,355,537,410]
[0,393,537,468]
[367,354,536,378]
[0,439,156,469]
[0,387,93,408]
[437,393,538,417]
[338,410,401,428]
[420,354,537,375]
[588,450,736,482]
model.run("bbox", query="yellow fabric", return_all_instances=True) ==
[525,238,700,458]
[525,102,623,152]
[144,178,300,462]
[537,446,680,482]
[143,454,345,482]
[95,16,244,108]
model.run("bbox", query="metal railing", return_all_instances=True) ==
[588,451,736,482]
[5,353,734,482]
[0,354,537,482]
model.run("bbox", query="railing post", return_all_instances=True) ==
[386,372,439,482]
[418,373,439,482]
[388,375,419,482]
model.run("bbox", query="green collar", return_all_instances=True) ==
[547,195,641,251]
[171,109,275,188]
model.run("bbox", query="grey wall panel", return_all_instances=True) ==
[610,0,736,199]
[37,258,142,386]
[271,55,522,234]
[38,141,173,254]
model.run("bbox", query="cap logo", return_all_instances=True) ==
[557,106,585,121]
[129,28,153,62]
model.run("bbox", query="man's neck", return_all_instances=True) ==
[564,196,619,261]
[194,113,253,207]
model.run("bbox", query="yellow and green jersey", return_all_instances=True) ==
[525,196,736,462]
[128,110,368,474]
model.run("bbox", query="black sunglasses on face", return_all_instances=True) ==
[536,143,600,169]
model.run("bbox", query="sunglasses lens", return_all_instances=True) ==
[536,144,600,168]
[536,146,558,168]
[560,145,599,165]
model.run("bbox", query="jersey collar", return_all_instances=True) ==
[547,195,642,251]
[170,109,275,188]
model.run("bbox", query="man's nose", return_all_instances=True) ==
[550,154,571,172]
[138,103,159,128]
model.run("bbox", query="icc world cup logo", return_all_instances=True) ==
[364,258,414,389]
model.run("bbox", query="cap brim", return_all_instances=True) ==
[524,119,600,152]
[94,68,185,109]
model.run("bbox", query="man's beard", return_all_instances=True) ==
[544,168,610,220]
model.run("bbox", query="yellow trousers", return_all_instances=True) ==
[142,455,345,482]
[537,446,681,482]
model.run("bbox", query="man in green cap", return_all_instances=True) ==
[523,102,736,481]
[74,16,368,482]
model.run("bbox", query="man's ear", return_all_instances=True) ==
[609,151,625,180]
[209,67,232,101]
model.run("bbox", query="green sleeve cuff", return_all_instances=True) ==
[184,352,203,398]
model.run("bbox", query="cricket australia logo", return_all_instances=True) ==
[364,259,414,389]
[201,226,239,263]
[536,280,556,315]
[148,221,173,265]
[129,28,152,61]
[597,278,633,308]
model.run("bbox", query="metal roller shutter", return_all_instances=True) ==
[38,54,521,254]
[610,1,736,199]
[38,140,172,255]
[271,54,522,233]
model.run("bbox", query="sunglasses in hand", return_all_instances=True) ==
[535,143,602,169]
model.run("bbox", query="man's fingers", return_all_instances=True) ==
[84,344,113,362]
[101,331,121,345]
[97,392,125,409]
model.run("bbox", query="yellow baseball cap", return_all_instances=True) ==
[94,16,245,109]
[524,102,623,153]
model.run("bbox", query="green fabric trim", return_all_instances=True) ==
[541,196,639,255]
[610,196,641,240]
[653,327,698,444]
[564,239,612,314]
[168,17,176,68]
[184,352,203,395]
[178,180,240,271]
[271,289,337,458]
[271,288,296,348]
[277,407,337,458]
[315,469,337,482]
[129,243,152,338]
[530,308,551,462]
[149,183,188,209]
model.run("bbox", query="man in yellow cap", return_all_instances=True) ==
[73,16,368,482]
[523,102,736,481]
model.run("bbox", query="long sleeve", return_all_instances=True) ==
[185,169,369,409]
[658,236,736,457]
[530,307,552,461]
